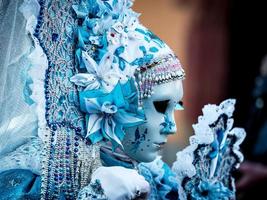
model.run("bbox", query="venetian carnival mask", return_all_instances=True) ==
[122,79,184,162]
[107,22,186,162]
[102,19,186,162]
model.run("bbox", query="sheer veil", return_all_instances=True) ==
[0,0,44,174]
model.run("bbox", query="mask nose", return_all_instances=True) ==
[160,114,177,135]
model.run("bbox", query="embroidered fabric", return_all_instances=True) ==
[36,0,85,128]
[172,99,246,200]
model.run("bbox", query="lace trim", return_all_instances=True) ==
[172,99,246,200]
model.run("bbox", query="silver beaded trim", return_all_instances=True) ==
[135,54,185,107]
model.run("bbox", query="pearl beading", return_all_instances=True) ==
[135,54,185,107]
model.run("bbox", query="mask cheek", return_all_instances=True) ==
[123,127,148,153]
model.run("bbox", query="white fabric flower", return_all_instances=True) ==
[70,51,124,92]
[107,22,126,45]
[107,14,141,47]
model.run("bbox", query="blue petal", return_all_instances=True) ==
[108,83,126,108]
[77,29,86,49]
[119,59,126,70]
[135,28,147,35]
[104,2,113,11]
[216,129,224,145]
[75,48,84,68]
[149,47,159,53]
[84,98,101,113]
[115,110,145,127]
[121,78,137,98]
[88,130,104,144]
[85,114,103,143]
[115,46,125,55]
[209,140,219,159]
[144,36,150,43]
[139,46,147,54]
[114,125,125,144]
[79,89,105,112]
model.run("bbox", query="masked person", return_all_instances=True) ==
[0,1,244,200]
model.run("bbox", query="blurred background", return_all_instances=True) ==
[134,0,267,199]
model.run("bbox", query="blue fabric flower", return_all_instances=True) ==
[191,180,233,200]
[79,79,145,148]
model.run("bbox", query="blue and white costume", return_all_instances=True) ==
[0,0,245,200]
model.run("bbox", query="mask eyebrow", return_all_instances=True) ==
[153,100,170,114]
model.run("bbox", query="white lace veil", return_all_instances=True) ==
[0,0,39,158]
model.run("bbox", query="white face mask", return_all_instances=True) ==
[122,79,184,162]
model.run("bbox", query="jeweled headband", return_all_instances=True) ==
[135,54,185,107]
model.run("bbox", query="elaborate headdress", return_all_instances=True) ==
[66,0,186,147]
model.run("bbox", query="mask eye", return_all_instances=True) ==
[175,101,184,111]
[153,100,170,114]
